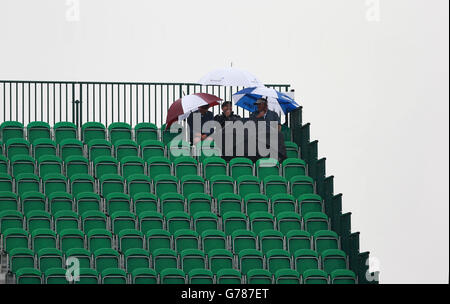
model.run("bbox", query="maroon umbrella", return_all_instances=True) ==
[165,93,222,129]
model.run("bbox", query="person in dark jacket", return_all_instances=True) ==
[214,101,241,127]
[214,101,241,161]
[187,105,214,144]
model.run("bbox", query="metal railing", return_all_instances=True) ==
[0,80,291,127]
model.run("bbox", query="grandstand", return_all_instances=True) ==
[0,80,374,284]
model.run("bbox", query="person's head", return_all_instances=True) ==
[222,101,232,113]
[198,105,209,114]
[255,98,268,112]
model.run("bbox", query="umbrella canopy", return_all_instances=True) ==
[232,87,300,114]
[165,93,221,129]
[198,67,264,87]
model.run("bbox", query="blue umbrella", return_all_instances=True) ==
[232,87,300,114]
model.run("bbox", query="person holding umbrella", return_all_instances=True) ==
[187,104,215,144]
[214,101,241,127]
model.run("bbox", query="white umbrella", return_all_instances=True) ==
[198,67,264,87]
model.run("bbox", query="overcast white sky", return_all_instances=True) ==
[0,0,448,283]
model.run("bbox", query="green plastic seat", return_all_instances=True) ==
[131,268,158,284]
[76,192,101,215]
[210,175,234,199]
[282,158,306,181]
[275,269,301,284]
[302,269,329,284]
[314,230,339,254]
[111,211,136,234]
[121,156,145,179]
[187,193,212,216]
[173,157,197,179]
[168,140,191,162]
[126,174,152,198]
[87,228,112,253]
[119,229,145,253]
[20,191,45,216]
[87,139,112,162]
[65,156,89,179]
[188,269,214,284]
[193,212,218,234]
[162,123,184,146]
[59,228,85,253]
[81,210,107,234]
[250,211,274,234]
[147,156,172,181]
[286,230,312,255]
[180,248,206,273]
[202,157,227,180]
[37,155,63,178]
[26,210,51,232]
[108,122,132,145]
[298,194,323,216]
[146,229,171,254]
[0,173,13,192]
[166,211,191,234]
[70,174,95,197]
[154,174,178,197]
[281,124,292,142]
[271,193,296,216]
[201,230,226,254]
[229,157,253,180]
[152,248,178,273]
[160,193,184,216]
[263,176,288,199]
[15,173,40,197]
[114,139,138,162]
[54,210,79,233]
[124,248,151,274]
[160,268,186,284]
[10,155,36,177]
[0,210,23,233]
[266,249,291,274]
[217,193,242,216]
[195,141,220,163]
[32,138,56,160]
[222,211,247,235]
[105,193,131,215]
[174,229,199,253]
[1,121,24,143]
[239,249,264,275]
[48,192,73,215]
[256,158,279,181]
[245,193,270,216]
[208,249,234,274]
[37,248,63,273]
[231,230,257,254]
[15,267,42,284]
[82,122,106,145]
[237,175,261,198]
[141,140,165,161]
[54,122,77,145]
[2,228,29,253]
[304,212,329,234]
[135,123,158,145]
[66,248,92,269]
[6,138,30,159]
[331,269,357,284]
[31,229,57,253]
[75,268,99,284]
[94,156,119,179]
[44,268,70,284]
[94,248,120,274]
[277,211,303,235]
[294,249,320,275]
[59,139,84,162]
[247,269,273,284]
[259,229,284,254]
[100,174,125,198]
[133,192,158,216]
[139,211,164,234]
[0,191,18,213]
[42,173,67,196]
[290,175,315,198]
[180,175,205,198]
[216,269,241,284]
[284,142,299,159]
[9,248,35,274]
[0,155,8,174]
[321,249,348,274]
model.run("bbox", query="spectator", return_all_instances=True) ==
[187,105,214,144]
